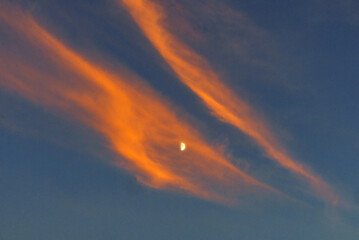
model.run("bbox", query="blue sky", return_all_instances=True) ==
[1,0,359,239]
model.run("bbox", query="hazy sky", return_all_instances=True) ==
[1,0,359,239]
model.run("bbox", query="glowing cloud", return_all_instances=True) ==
[0,4,279,204]
[120,0,339,204]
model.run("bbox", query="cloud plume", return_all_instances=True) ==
[0,4,279,204]
[120,0,339,204]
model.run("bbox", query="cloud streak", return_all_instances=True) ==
[120,0,339,204]
[0,4,279,204]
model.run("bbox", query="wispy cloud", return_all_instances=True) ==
[0,4,279,204]
[120,0,339,204]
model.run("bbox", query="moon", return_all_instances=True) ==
[180,142,186,151]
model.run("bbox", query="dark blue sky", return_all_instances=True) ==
[1,0,359,239]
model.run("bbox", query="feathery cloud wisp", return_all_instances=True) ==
[0,4,278,204]
[120,0,339,205]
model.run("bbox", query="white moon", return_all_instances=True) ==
[180,142,186,151]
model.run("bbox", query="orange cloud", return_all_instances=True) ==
[0,4,278,204]
[120,0,339,204]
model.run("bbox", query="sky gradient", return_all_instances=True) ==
[1,0,359,239]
